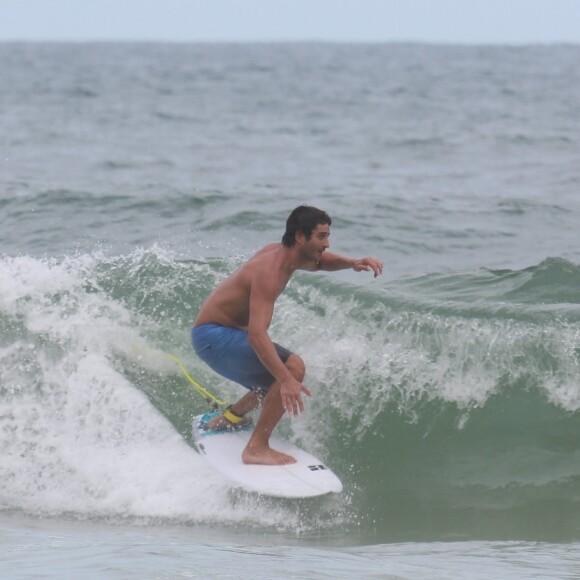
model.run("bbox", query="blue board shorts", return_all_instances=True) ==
[191,323,293,395]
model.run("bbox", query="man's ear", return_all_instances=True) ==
[295,231,306,246]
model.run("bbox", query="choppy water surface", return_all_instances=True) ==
[1,42,580,577]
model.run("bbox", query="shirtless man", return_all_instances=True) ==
[191,205,383,466]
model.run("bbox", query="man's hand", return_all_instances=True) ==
[353,257,384,278]
[280,377,313,416]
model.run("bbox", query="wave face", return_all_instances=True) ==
[2,249,580,542]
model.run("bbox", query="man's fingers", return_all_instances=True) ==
[281,382,313,415]
[355,257,383,277]
[367,258,383,277]
[284,397,295,415]
[283,395,296,416]
[296,397,304,414]
[284,394,307,415]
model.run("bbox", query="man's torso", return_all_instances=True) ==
[194,243,290,329]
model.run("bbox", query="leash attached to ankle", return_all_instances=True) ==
[222,405,244,425]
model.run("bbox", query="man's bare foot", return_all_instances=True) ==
[242,445,297,465]
[206,414,253,431]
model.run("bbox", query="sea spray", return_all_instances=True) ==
[0,252,336,532]
[2,249,580,539]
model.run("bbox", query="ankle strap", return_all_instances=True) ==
[222,405,243,424]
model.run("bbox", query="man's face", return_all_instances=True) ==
[303,223,330,260]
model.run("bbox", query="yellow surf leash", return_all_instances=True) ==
[131,344,228,409]
[164,353,229,409]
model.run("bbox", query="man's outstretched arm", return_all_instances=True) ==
[319,252,384,278]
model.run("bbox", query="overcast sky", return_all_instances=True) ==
[1,0,579,44]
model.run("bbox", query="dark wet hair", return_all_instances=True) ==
[281,205,332,247]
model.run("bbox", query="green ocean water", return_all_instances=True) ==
[2,42,580,577]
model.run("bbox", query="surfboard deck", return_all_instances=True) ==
[192,413,343,498]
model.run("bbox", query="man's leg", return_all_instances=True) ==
[206,390,262,430]
[242,354,306,466]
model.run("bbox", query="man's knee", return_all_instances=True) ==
[286,354,305,381]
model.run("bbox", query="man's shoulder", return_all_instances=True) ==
[243,244,288,289]
[244,243,284,268]
[246,245,281,273]
[252,242,282,258]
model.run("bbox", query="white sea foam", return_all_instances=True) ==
[276,276,580,437]
[0,254,302,529]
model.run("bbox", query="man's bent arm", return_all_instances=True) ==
[249,325,311,416]
[319,252,383,277]
[247,278,312,414]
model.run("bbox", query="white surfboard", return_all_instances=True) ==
[192,413,343,498]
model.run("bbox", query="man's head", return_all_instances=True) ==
[282,205,332,248]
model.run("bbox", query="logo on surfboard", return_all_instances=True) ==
[307,464,327,471]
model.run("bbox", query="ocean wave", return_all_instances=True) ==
[1,249,580,540]
[392,256,580,308]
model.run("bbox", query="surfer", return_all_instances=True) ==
[192,205,383,465]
